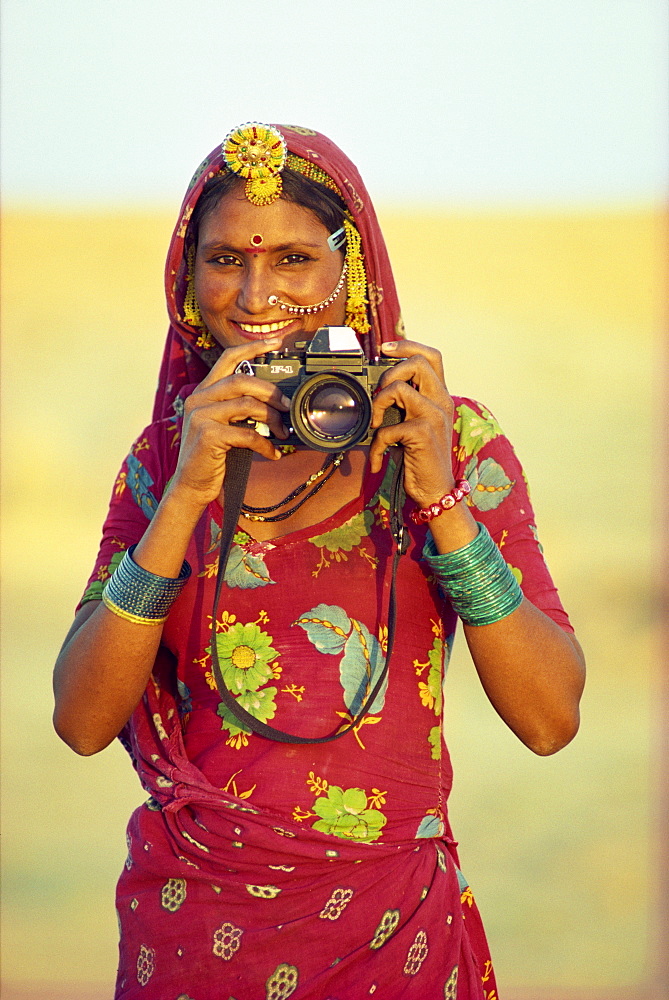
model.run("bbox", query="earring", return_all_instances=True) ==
[183,245,205,330]
[343,218,370,337]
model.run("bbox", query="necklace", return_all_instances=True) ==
[240,452,345,523]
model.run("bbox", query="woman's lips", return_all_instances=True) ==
[231,319,296,340]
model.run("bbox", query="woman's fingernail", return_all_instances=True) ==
[265,337,282,348]
[273,449,283,459]
[280,394,291,408]
[381,341,397,351]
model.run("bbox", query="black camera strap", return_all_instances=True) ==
[209,447,408,745]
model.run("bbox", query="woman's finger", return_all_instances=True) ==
[186,373,291,414]
[380,339,446,384]
[376,356,452,409]
[197,336,285,390]
[186,395,290,440]
[371,378,453,430]
[188,419,284,462]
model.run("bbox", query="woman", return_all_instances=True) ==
[53,123,585,999]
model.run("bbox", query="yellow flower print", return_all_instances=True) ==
[444,966,458,1000]
[319,887,354,920]
[403,929,429,975]
[281,683,304,701]
[199,558,219,579]
[292,806,315,823]
[212,920,243,960]
[136,944,155,986]
[214,621,279,694]
[461,887,474,907]
[222,769,257,800]
[226,731,250,750]
[306,772,328,795]
[370,908,400,949]
[367,787,387,808]
[265,963,299,1000]
[161,878,186,912]
[246,883,281,898]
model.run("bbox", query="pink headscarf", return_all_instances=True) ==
[153,124,404,421]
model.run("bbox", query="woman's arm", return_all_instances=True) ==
[369,339,585,756]
[53,489,205,755]
[53,337,289,755]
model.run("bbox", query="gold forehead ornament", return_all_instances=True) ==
[222,123,287,207]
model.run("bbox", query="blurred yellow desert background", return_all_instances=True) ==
[1,205,665,998]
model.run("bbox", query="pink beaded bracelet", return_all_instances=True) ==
[410,479,472,525]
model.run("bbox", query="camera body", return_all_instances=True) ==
[241,326,402,452]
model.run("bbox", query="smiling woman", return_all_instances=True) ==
[193,186,347,347]
[52,122,584,999]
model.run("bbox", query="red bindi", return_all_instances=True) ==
[244,233,266,254]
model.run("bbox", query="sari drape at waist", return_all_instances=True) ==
[118,793,491,1000]
[114,670,496,998]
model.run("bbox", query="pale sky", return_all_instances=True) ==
[2,0,667,206]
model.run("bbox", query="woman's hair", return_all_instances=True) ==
[190,168,347,246]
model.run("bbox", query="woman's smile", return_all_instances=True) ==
[194,188,346,350]
[232,318,296,339]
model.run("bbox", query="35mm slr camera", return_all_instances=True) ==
[238,326,402,452]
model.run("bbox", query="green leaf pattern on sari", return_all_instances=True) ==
[453,403,503,459]
[464,456,515,512]
[294,604,387,716]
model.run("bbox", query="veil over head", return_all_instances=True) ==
[153,124,405,422]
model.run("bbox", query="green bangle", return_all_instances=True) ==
[422,524,523,626]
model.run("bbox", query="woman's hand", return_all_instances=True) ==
[170,337,290,510]
[368,339,457,508]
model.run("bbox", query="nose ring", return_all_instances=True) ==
[268,261,348,316]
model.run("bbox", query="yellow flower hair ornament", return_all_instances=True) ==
[222,123,287,206]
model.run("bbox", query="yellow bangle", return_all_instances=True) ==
[101,591,169,626]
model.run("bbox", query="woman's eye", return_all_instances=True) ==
[212,254,242,266]
[279,253,311,265]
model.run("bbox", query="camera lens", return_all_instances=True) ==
[291,373,371,451]
[305,384,359,437]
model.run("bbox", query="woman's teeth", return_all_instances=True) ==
[237,320,293,334]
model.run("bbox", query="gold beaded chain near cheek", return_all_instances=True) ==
[265,218,370,338]
[342,217,370,337]
[183,245,216,347]
[183,245,204,327]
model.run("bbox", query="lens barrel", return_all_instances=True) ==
[291,372,372,451]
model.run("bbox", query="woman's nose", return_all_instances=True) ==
[237,262,273,314]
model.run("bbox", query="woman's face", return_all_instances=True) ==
[193,187,346,351]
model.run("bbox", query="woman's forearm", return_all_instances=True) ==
[53,486,207,755]
[428,504,585,755]
[463,601,585,755]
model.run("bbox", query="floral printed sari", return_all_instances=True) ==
[80,125,573,998]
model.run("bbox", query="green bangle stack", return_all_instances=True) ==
[422,523,523,626]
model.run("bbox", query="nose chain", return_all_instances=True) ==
[267,260,348,317]
[240,452,345,522]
